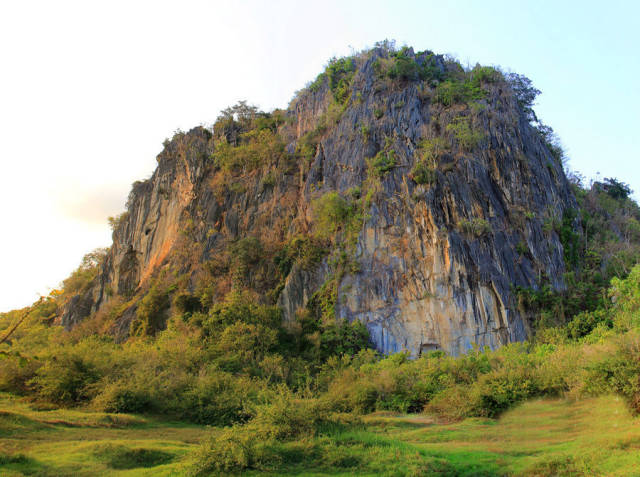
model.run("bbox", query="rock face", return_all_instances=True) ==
[69,47,576,355]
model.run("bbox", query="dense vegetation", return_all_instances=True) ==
[2,42,640,476]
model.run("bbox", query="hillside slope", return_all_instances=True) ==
[62,45,575,355]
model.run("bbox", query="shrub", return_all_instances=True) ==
[425,384,474,420]
[446,117,484,151]
[229,237,264,286]
[516,241,529,256]
[212,322,279,373]
[536,123,566,165]
[0,353,39,395]
[368,149,396,177]
[320,320,370,360]
[311,192,358,240]
[274,235,326,275]
[567,309,613,340]
[308,73,325,92]
[367,137,397,178]
[433,80,485,106]
[30,349,101,405]
[94,382,153,414]
[410,161,435,185]
[469,365,540,417]
[417,137,449,167]
[583,333,640,412]
[506,72,540,122]
[180,371,257,425]
[469,65,503,84]
[458,218,492,237]
[189,388,341,475]
[130,282,169,336]
[62,248,108,294]
[326,57,355,104]
[107,212,129,232]
[360,125,371,142]
[212,128,286,174]
[189,425,261,474]
[173,292,202,315]
[202,295,282,334]
[599,177,632,200]
[373,48,443,84]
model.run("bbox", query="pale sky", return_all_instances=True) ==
[1,0,638,312]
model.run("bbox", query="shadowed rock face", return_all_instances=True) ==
[66,47,576,355]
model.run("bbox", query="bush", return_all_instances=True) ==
[469,365,540,417]
[367,137,397,178]
[0,353,39,395]
[469,65,503,84]
[368,149,396,177]
[446,117,484,151]
[107,212,129,232]
[311,192,357,240]
[202,295,282,336]
[433,80,485,106]
[212,128,286,173]
[212,322,278,373]
[374,48,443,84]
[189,425,261,474]
[567,309,613,340]
[274,235,326,274]
[130,282,169,336]
[410,161,435,185]
[326,57,355,104]
[458,218,492,237]
[505,72,540,122]
[320,320,370,360]
[584,333,640,412]
[229,236,264,285]
[62,248,108,294]
[93,381,152,414]
[180,370,257,425]
[189,388,342,475]
[31,349,101,405]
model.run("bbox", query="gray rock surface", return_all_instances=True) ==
[66,47,576,355]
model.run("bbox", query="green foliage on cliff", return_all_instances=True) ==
[311,192,355,239]
[458,218,492,237]
[367,136,397,177]
[433,78,486,106]
[374,47,444,84]
[212,128,286,173]
[410,161,436,185]
[446,116,484,151]
[519,177,640,329]
[410,137,451,184]
[326,57,356,104]
[61,248,108,295]
[130,281,170,336]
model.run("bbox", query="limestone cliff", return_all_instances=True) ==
[62,46,576,356]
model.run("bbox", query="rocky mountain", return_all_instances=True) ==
[61,45,576,356]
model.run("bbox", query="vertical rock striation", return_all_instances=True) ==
[64,46,576,355]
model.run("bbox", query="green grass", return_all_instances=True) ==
[2,393,640,476]
[0,393,208,476]
[244,396,640,476]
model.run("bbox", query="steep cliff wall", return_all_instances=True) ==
[63,46,576,355]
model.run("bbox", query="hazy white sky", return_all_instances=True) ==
[1,0,638,312]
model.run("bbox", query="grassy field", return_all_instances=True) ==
[0,393,208,476]
[2,392,640,476]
